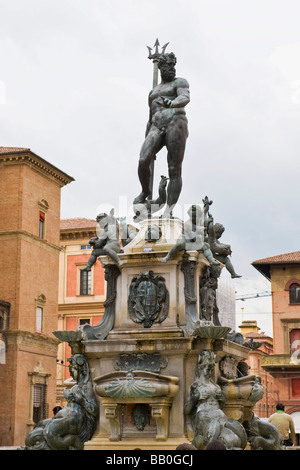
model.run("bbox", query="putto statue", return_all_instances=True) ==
[184,350,247,450]
[199,264,222,325]
[82,209,124,269]
[23,354,98,450]
[162,204,218,265]
[203,197,241,278]
[133,51,190,217]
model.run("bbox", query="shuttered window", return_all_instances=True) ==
[36,306,43,333]
[33,384,48,424]
[39,211,45,239]
[80,269,91,295]
[292,379,300,397]
[290,283,300,304]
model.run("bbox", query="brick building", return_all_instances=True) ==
[0,147,73,446]
[251,251,300,440]
[56,218,106,400]
[238,320,278,418]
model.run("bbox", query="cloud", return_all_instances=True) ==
[1,0,299,337]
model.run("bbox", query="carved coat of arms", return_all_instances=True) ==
[128,271,169,328]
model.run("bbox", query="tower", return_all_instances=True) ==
[0,147,73,446]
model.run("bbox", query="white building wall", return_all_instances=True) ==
[217,278,236,331]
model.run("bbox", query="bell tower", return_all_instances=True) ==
[0,147,73,446]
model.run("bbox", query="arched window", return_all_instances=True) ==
[289,283,300,304]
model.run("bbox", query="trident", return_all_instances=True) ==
[146,38,169,199]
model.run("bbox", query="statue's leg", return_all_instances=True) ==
[221,256,241,278]
[203,242,219,265]
[81,254,97,271]
[134,127,164,204]
[164,118,188,215]
[102,246,124,267]
[162,240,185,262]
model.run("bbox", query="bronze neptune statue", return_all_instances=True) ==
[133,52,190,217]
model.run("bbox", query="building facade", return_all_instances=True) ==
[56,218,106,403]
[0,147,73,446]
[238,320,278,418]
[252,251,300,439]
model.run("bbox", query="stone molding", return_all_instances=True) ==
[0,229,61,252]
[0,151,74,187]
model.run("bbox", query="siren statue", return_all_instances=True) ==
[185,350,247,450]
[23,354,98,450]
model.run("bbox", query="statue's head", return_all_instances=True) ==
[96,212,108,226]
[96,209,118,235]
[158,53,177,82]
[196,350,218,378]
[68,354,89,384]
[213,223,225,238]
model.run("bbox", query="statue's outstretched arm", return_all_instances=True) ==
[171,79,190,108]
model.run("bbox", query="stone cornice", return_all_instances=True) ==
[58,301,104,312]
[0,229,61,252]
[60,228,97,241]
[5,329,60,349]
[261,354,300,369]
[0,150,74,188]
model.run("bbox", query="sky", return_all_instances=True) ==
[1,0,300,336]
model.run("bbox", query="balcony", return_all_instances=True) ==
[261,354,300,374]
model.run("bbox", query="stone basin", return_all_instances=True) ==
[94,370,179,399]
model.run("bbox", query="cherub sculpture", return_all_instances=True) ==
[203,197,241,278]
[162,204,218,265]
[82,209,124,269]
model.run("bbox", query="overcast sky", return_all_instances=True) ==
[1,0,300,335]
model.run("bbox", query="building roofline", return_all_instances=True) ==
[252,251,300,281]
[60,218,98,240]
[0,147,75,187]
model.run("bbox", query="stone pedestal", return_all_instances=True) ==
[74,217,254,450]
[83,335,250,450]
[103,217,209,338]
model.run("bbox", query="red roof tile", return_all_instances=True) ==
[252,251,300,265]
[0,146,30,154]
[60,218,98,230]
[252,251,300,280]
